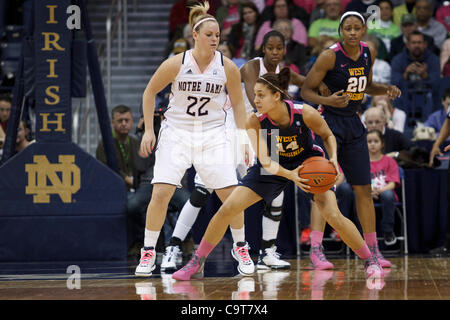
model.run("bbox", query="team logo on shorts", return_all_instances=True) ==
[25,155,81,203]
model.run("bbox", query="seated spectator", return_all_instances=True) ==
[96,105,140,193]
[227,1,262,60]
[389,13,438,60]
[367,129,401,246]
[344,0,378,14]
[164,24,194,59]
[169,0,201,41]
[14,120,33,155]
[306,34,336,72]
[367,0,401,54]
[435,1,450,36]
[391,30,440,92]
[364,107,413,157]
[255,0,308,49]
[363,34,392,84]
[265,0,317,15]
[260,0,310,28]
[415,0,447,50]
[424,88,450,138]
[441,38,450,77]
[393,0,416,27]
[217,41,247,68]
[307,0,341,48]
[216,0,243,41]
[272,18,309,74]
[0,92,11,148]
[371,95,406,133]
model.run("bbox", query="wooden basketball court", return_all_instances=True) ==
[0,255,448,300]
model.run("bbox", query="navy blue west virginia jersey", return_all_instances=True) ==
[239,100,323,204]
[322,42,372,117]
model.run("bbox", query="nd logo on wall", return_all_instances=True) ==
[25,155,80,203]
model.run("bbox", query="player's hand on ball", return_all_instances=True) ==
[328,158,340,181]
[292,165,311,193]
[140,130,156,157]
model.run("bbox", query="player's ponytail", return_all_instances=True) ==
[189,1,216,33]
[256,67,292,100]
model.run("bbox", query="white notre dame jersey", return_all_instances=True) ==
[241,57,280,112]
[165,49,228,131]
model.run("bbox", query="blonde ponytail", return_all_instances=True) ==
[189,1,216,32]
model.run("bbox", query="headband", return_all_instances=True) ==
[193,17,217,31]
[338,11,365,36]
[258,77,293,100]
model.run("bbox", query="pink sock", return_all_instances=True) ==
[195,239,215,258]
[364,232,378,247]
[355,243,372,260]
[310,231,323,247]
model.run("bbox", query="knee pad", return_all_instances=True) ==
[263,192,284,222]
[190,186,211,208]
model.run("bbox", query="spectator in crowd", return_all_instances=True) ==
[169,0,198,41]
[344,0,378,14]
[216,0,243,41]
[14,120,33,155]
[415,0,447,50]
[306,35,336,72]
[389,13,438,60]
[367,129,401,246]
[255,0,308,50]
[96,105,140,193]
[272,18,309,74]
[363,34,392,84]
[217,41,247,68]
[393,0,416,27]
[441,38,450,76]
[424,88,450,138]
[227,1,262,61]
[435,1,450,35]
[0,93,11,136]
[371,94,406,133]
[307,0,341,48]
[164,24,194,59]
[309,0,326,24]
[260,0,310,28]
[391,30,440,92]
[366,0,401,54]
[364,107,413,157]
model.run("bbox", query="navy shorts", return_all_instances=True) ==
[323,112,371,185]
[238,150,322,205]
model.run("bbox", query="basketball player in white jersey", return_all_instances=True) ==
[135,1,251,277]
[160,95,254,275]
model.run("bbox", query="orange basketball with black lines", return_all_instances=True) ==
[298,156,337,194]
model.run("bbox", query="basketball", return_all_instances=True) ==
[298,157,337,194]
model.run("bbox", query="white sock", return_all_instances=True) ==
[144,229,160,248]
[172,200,202,241]
[230,226,246,244]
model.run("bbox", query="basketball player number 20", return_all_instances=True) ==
[346,76,367,92]
[186,96,210,116]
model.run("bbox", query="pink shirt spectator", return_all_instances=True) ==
[265,0,317,14]
[441,39,450,76]
[436,4,450,33]
[255,18,308,47]
[370,155,400,199]
[221,4,240,30]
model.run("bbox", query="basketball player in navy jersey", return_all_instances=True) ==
[301,11,402,268]
[172,67,385,281]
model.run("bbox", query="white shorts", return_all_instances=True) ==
[152,122,238,190]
